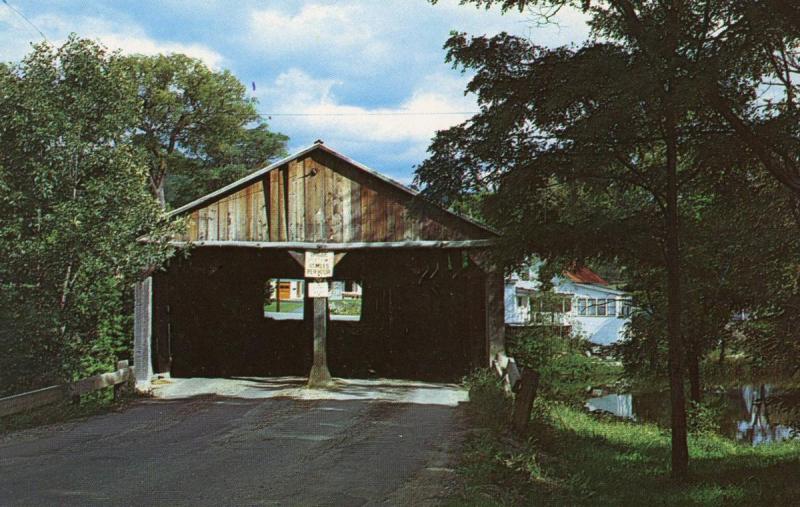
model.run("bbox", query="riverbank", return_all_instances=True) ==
[450,382,800,506]
[626,355,800,393]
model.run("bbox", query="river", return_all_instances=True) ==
[586,384,800,445]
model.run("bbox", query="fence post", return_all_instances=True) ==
[113,360,129,401]
[512,369,540,435]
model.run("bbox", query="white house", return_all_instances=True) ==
[505,266,631,346]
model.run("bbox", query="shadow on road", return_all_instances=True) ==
[0,390,468,506]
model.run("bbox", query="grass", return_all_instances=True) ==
[329,298,362,316]
[264,299,363,316]
[263,301,303,313]
[451,400,800,506]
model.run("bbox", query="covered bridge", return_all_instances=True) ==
[133,141,505,389]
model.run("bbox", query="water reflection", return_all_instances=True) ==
[585,384,799,446]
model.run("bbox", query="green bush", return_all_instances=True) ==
[464,369,512,430]
[0,38,180,396]
[686,400,722,435]
[329,299,362,316]
[507,328,620,403]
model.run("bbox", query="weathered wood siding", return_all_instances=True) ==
[176,151,489,243]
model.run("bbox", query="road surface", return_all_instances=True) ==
[0,378,468,506]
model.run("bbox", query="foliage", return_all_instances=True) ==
[0,37,180,395]
[434,0,800,195]
[329,299,362,316]
[615,172,800,393]
[507,328,620,403]
[685,400,723,436]
[124,53,288,207]
[463,369,513,430]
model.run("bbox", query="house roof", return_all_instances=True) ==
[168,140,499,237]
[564,266,609,286]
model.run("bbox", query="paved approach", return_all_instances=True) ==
[0,378,468,506]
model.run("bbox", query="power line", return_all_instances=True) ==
[1,0,47,41]
[257,111,478,117]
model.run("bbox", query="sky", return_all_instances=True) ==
[0,0,589,184]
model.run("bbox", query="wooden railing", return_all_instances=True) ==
[0,360,133,418]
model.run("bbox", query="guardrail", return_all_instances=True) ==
[0,360,133,418]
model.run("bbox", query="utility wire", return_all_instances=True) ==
[1,0,47,41]
[257,111,478,117]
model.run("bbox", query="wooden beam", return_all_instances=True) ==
[287,250,345,270]
[70,364,132,397]
[334,252,347,266]
[287,250,305,267]
[307,295,333,388]
[0,363,132,418]
[133,277,153,392]
[166,239,495,250]
[485,271,507,362]
[0,385,68,418]
[470,251,507,365]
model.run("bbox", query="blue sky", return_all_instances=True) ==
[0,0,588,184]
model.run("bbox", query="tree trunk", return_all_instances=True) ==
[155,181,166,209]
[149,159,168,209]
[687,343,702,404]
[664,105,690,479]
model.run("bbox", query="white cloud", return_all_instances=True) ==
[0,13,223,67]
[247,3,390,65]
[95,32,224,68]
[259,68,475,149]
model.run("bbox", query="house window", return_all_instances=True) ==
[576,297,625,317]
[620,300,632,318]
[516,296,529,308]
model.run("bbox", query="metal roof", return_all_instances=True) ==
[564,266,609,286]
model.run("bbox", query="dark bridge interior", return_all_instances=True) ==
[152,247,486,382]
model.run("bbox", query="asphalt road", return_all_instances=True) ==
[0,386,467,506]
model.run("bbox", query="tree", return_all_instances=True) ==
[125,54,288,208]
[0,37,180,394]
[164,122,288,207]
[422,0,800,477]
[618,169,799,402]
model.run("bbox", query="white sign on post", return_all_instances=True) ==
[305,251,334,278]
[308,281,330,298]
[329,281,344,301]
